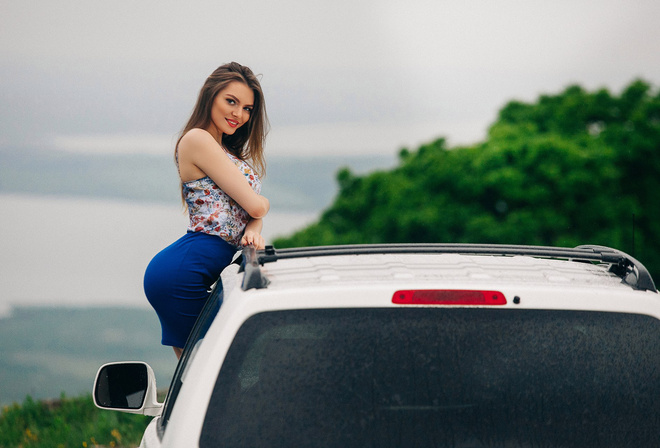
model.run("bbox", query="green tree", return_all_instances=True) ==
[274,80,660,280]
[494,79,660,272]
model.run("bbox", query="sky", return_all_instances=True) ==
[2,0,660,158]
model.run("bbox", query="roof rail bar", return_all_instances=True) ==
[269,244,609,259]
[248,244,656,293]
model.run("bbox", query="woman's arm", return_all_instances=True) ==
[177,128,269,219]
[241,218,265,249]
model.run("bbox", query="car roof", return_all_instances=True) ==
[258,253,626,291]
[235,244,657,294]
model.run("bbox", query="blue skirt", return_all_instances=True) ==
[144,231,236,348]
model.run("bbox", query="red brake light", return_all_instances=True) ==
[392,290,507,305]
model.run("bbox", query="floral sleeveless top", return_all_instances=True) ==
[182,151,261,247]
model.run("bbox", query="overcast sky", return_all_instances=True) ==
[2,0,660,157]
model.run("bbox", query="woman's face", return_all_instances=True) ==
[209,81,255,138]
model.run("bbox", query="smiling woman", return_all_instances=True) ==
[209,83,254,135]
[143,62,272,359]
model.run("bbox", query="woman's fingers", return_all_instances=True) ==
[241,232,265,250]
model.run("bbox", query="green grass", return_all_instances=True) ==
[0,393,151,448]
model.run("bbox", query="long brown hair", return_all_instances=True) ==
[175,62,268,178]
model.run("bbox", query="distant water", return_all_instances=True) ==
[0,193,317,316]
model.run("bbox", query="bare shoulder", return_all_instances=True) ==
[178,128,239,183]
[177,129,225,181]
[179,128,217,153]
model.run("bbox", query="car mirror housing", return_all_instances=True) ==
[93,361,163,416]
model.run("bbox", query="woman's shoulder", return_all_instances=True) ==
[179,128,216,148]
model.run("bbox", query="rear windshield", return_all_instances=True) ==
[200,309,660,447]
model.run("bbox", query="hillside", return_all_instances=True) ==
[0,307,175,407]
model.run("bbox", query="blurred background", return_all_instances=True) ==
[1,0,659,406]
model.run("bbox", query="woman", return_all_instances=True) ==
[144,62,270,359]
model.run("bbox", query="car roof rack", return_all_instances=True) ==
[239,243,656,293]
[239,245,271,291]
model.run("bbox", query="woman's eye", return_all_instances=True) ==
[226,99,236,105]
[244,107,253,113]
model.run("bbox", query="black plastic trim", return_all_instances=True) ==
[240,245,270,291]
[576,245,656,292]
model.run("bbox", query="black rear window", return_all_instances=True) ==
[200,309,660,447]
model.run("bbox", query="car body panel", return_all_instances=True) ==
[91,245,659,447]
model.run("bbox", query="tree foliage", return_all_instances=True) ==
[274,79,660,280]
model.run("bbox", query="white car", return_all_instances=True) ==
[94,244,660,447]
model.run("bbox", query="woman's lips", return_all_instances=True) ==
[226,118,239,128]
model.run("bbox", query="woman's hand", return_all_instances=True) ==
[241,218,265,249]
[241,230,265,250]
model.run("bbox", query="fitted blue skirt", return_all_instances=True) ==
[144,231,236,348]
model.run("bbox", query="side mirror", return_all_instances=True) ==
[93,362,163,416]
